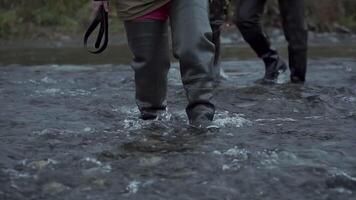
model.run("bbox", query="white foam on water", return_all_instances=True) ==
[50,64,96,72]
[341,96,356,103]
[123,119,144,130]
[41,76,57,84]
[213,150,222,155]
[223,146,249,161]
[333,187,353,194]
[213,111,252,128]
[305,116,324,120]
[33,128,76,136]
[277,71,289,84]
[2,169,33,179]
[27,159,58,170]
[257,150,280,166]
[222,165,231,171]
[168,67,183,86]
[326,168,356,194]
[329,168,356,182]
[255,118,297,122]
[345,65,352,72]
[34,86,91,97]
[127,181,141,194]
[67,89,92,97]
[83,157,112,173]
[83,127,92,132]
[214,146,250,171]
[35,88,63,96]
[256,150,315,169]
[113,106,139,116]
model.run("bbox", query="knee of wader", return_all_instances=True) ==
[175,45,214,69]
[132,52,170,72]
[174,35,214,65]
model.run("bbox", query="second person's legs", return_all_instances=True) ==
[279,0,308,83]
[235,0,287,83]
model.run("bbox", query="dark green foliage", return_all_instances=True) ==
[0,0,92,38]
[0,0,356,39]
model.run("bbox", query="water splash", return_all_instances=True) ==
[34,88,91,96]
[41,76,57,84]
[213,146,250,171]
[326,168,356,192]
[341,96,356,103]
[33,128,74,136]
[2,169,33,179]
[213,111,252,128]
[113,106,139,116]
[168,67,183,86]
[49,64,96,72]
[127,181,140,194]
[123,119,144,130]
[277,70,289,84]
[35,88,63,95]
[28,159,58,170]
[82,157,112,173]
[255,118,297,122]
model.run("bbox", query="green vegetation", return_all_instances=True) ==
[0,0,123,39]
[0,0,356,39]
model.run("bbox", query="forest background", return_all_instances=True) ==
[0,0,356,40]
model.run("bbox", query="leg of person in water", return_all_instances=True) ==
[209,0,229,82]
[170,0,216,128]
[124,17,171,120]
[279,0,308,83]
[235,0,287,84]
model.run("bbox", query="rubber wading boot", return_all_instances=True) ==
[258,51,288,84]
[289,50,307,84]
[124,20,171,120]
[278,0,308,84]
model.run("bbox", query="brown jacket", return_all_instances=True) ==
[114,0,170,20]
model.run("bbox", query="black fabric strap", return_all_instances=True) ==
[84,5,109,54]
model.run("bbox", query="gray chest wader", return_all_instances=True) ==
[235,0,308,83]
[124,0,215,125]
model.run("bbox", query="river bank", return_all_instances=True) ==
[1,27,356,49]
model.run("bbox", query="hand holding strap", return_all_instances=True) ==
[84,2,109,54]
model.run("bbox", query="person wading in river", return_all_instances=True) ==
[209,0,231,82]
[235,0,308,84]
[92,0,216,129]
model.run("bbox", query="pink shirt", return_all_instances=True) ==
[135,3,170,21]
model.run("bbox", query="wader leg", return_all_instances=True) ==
[235,0,287,84]
[170,0,216,127]
[279,0,308,83]
[124,20,171,120]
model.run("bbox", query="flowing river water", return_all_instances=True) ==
[0,43,356,200]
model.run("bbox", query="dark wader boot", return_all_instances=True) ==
[209,0,229,81]
[170,0,216,127]
[235,0,308,83]
[124,21,171,120]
